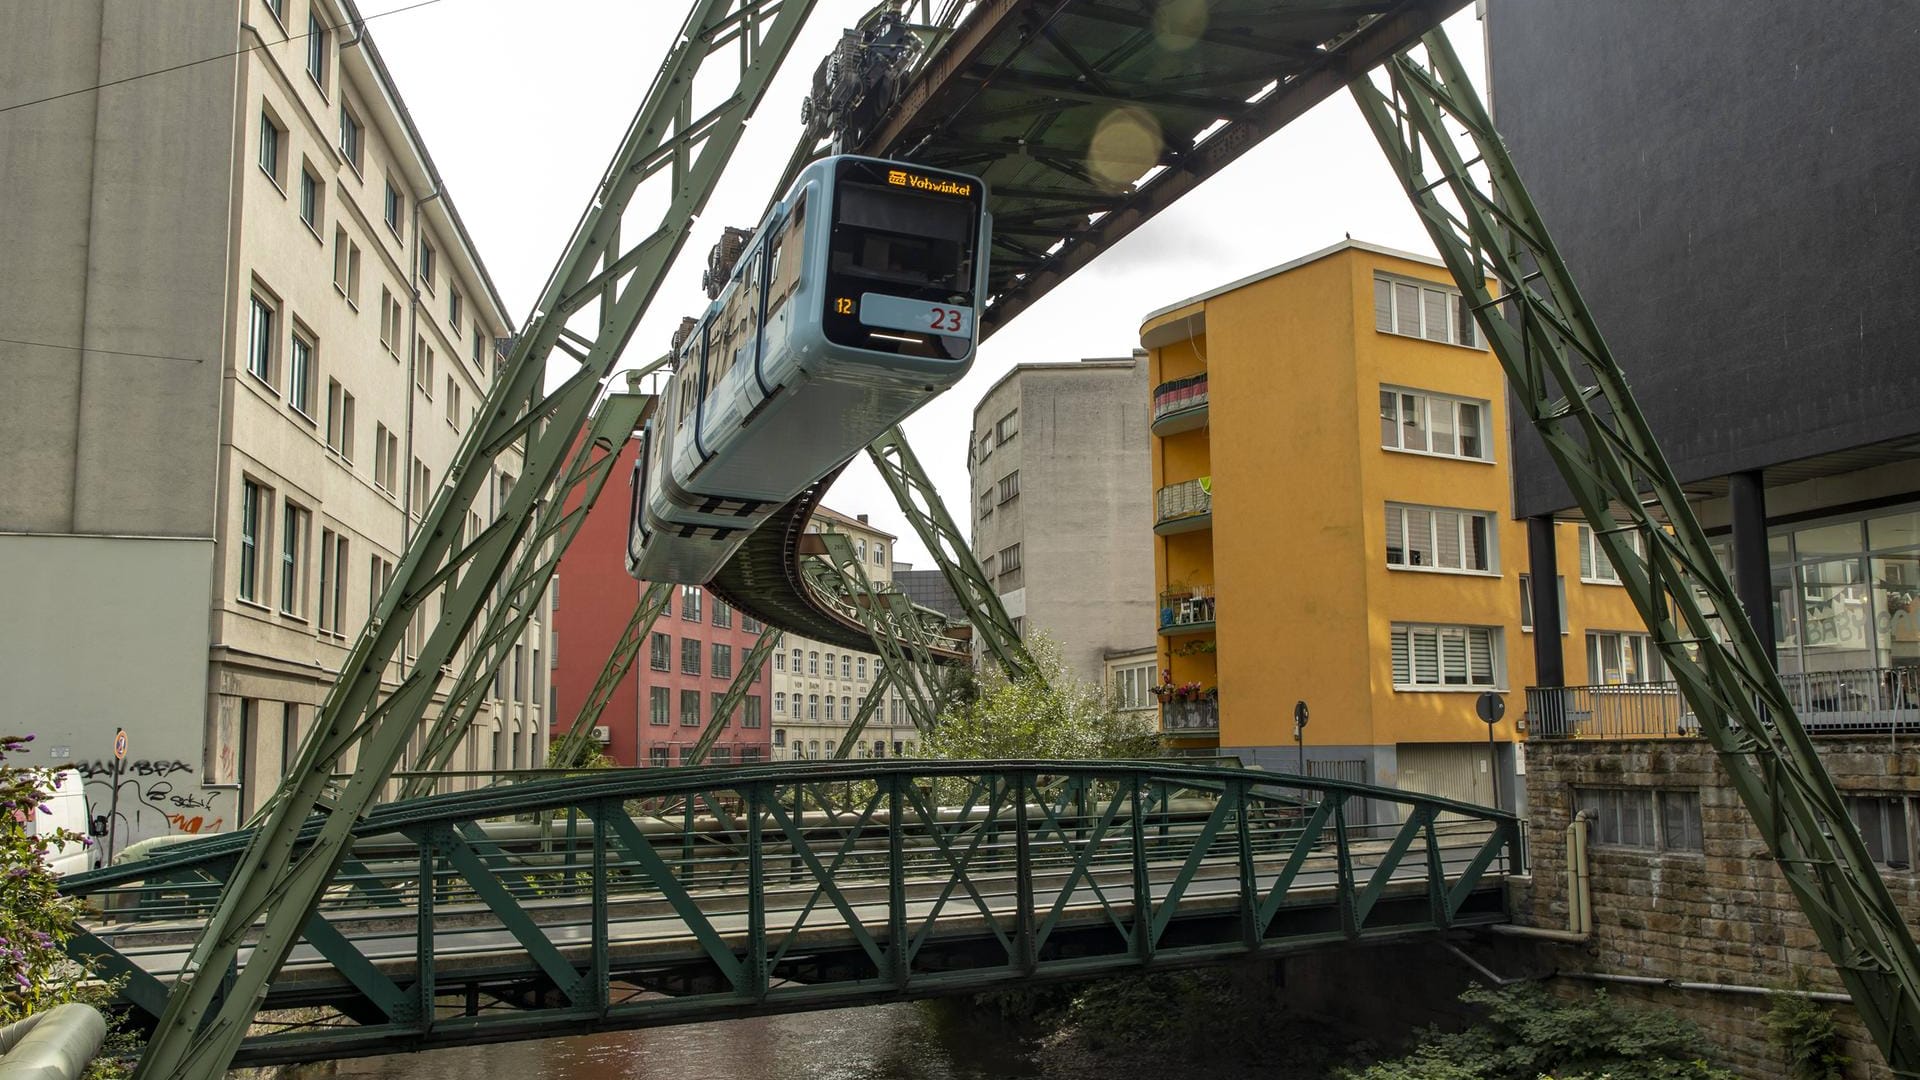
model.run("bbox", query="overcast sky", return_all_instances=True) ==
[372,0,1487,565]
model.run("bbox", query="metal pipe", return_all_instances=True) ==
[1560,970,1853,1005]
[1487,810,1591,942]
[1443,942,1534,988]
[0,1004,108,1080]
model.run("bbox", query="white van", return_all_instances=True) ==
[29,768,94,877]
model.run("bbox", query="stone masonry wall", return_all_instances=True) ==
[1519,735,1920,1078]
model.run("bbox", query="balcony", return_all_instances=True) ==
[1525,666,1920,740]
[1161,697,1219,735]
[1158,585,1215,635]
[1155,477,1212,535]
[1151,373,1209,436]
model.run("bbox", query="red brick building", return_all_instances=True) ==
[552,434,771,766]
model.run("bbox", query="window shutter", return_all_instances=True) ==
[1468,514,1490,571]
[1394,283,1421,336]
[1374,278,1393,332]
[1458,402,1482,458]
[1435,509,1462,568]
[1422,287,1449,342]
[1456,293,1477,347]
[1407,508,1433,567]
[1440,631,1468,684]
[1391,628,1411,685]
[1379,390,1398,447]
[1385,505,1405,564]
[1413,629,1439,685]
[1578,526,1594,578]
[1430,400,1456,456]
[1468,628,1494,684]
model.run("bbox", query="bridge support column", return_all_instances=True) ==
[1728,470,1776,669]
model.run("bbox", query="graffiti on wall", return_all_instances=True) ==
[73,759,226,841]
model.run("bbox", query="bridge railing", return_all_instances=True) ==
[59,761,1516,1066]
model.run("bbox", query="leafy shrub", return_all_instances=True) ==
[1765,979,1848,1080]
[1340,984,1738,1080]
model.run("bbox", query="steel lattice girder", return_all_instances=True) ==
[62,761,1517,1067]
[866,426,1036,681]
[683,625,783,765]
[832,676,894,759]
[403,388,657,797]
[813,529,953,731]
[1351,33,1920,1075]
[132,4,824,1077]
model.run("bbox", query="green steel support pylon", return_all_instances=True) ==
[832,676,894,759]
[1352,33,1920,1075]
[134,4,822,1076]
[814,530,950,730]
[866,426,1036,682]
[401,387,656,797]
[683,625,782,765]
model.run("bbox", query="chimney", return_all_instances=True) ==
[857,514,869,523]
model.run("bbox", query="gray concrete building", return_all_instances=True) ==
[967,354,1156,688]
[0,0,544,848]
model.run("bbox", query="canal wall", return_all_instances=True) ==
[1517,733,1920,1079]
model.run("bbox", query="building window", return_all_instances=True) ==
[774,650,785,673]
[415,338,435,396]
[808,651,819,676]
[1847,796,1913,870]
[713,601,732,629]
[325,381,356,461]
[287,327,316,418]
[372,423,395,491]
[773,729,787,749]
[446,376,461,428]
[979,489,993,520]
[998,470,1020,505]
[998,543,1023,586]
[299,166,322,231]
[713,643,733,679]
[681,689,702,727]
[710,691,730,726]
[857,657,867,681]
[265,0,287,26]
[369,556,394,621]
[825,695,836,721]
[681,585,703,622]
[472,327,487,368]
[306,8,329,89]
[1385,503,1495,573]
[1113,662,1157,710]
[1587,630,1664,686]
[1379,387,1488,460]
[410,459,431,518]
[774,691,786,716]
[280,502,309,618]
[317,529,347,636]
[247,289,278,388]
[384,180,404,237]
[648,685,670,726]
[650,632,670,671]
[239,479,267,604]
[648,746,668,767]
[1576,788,1703,853]
[808,694,819,720]
[874,543,885,566]
[1578,524,1644,584]
[681,637,701,676]
[419,241,437,294]
[1373,272,1478,347]
[1517,574,1567,634]
[979,432,992,462]
[338,105,362,172]
[450,289,463,331]
[857,539,867,561]
[841,697,851,722]
[996,408,1018,444]
[1390,623,1499,689]
[258,108,285,186]
[793,648,804,673]
[840,654,851,679]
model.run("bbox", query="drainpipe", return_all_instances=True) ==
[1559,971,1853,1005]
[401,188,443,546]
[1490,810,1592,942]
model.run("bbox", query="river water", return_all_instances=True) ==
[319,1003,1041,1080]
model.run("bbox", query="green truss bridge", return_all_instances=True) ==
[62,762,1517,1066]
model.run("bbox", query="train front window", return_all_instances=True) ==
[824,160,983,356]
[830,182,973,295]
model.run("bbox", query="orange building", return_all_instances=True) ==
[1140,240,1645,808]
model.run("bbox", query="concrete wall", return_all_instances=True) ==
[1488,1,1920,517]
[1,535,217,853]
[1521,735,1920,1077]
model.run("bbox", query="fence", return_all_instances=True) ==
[1526,666,1920,739]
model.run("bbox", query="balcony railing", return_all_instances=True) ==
[1161,697,1219,734]
[1159,585,1215,634]
[1152,373,1209,434]
[1155,477,1212,534]
[1526,665,1920,740]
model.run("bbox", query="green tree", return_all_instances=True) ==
[1341,985,1738,1080]
[924,634,1156,761]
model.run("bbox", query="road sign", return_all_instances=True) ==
[114,728,128,760]
[1475,691,1505,725]
[1293,700,1309,728]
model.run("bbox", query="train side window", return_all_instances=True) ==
[766,193,808,321]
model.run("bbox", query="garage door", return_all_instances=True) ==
[1395,742,1496,809]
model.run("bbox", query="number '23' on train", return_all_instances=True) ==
[627,156,991,584]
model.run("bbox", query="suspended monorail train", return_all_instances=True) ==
[627,155,991,583]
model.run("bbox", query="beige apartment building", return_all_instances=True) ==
[0,0,544,846]
[769,507,922,759]
[968,355,1157,689]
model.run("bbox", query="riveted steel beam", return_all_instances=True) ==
[1353,32,1920,1074]
[133,3,824,1076]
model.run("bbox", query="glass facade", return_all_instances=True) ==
[1769,505,1920,680]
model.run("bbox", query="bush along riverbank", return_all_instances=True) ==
[927,966,1744,1080]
